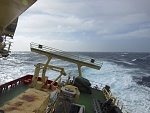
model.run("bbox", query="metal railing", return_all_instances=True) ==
[30,42,103,67]
[91,81,130,113]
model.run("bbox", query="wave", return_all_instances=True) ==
[114,60,135,66]
[131,55,150,62]
[133,76,150,88]
[1,52,150,113]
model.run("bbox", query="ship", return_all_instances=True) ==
[0,0,129,113]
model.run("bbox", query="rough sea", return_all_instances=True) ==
[0,52,150,113]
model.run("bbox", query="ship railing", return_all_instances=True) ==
[0,78,23,94]
[47,91,59,113]
[30,42,103,67]
[90,81,130,113]
[0,75,33,94]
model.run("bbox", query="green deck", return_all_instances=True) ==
[0,84,106,113]
[78,88,106,113]
[0,84,30,107]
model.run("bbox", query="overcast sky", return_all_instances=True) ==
[12,0,150,52]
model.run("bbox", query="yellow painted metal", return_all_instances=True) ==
[41,56,52,83]
[77,64,82,76]
[31,63,41,87]
[102,87,129,113]
[102,87,117,104]
[51,74,63,86]
[32,48,101,70]
[31,63,66,89]
[0,88,50,113]
[58,78,61,86]
[40,63,66,76]
[65,85,80,103]
[30,43,102,77]
[35,81,44,90]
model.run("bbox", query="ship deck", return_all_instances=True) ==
[77,88,106,113]
[0,84,30,107]
[0,83,106,113]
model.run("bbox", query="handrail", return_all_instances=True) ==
[30,42,103,68]
[0,75,32,94]
[91,80,130,113]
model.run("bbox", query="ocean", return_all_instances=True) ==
[0,52,150,113]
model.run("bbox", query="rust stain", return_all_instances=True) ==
[5,107,18,111]
[21,94,35,102]
[15,102,24,106]
[33,109,38,112]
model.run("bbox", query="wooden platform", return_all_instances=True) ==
[0,88,50,113]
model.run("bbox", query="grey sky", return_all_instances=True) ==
[12,0,150,52]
